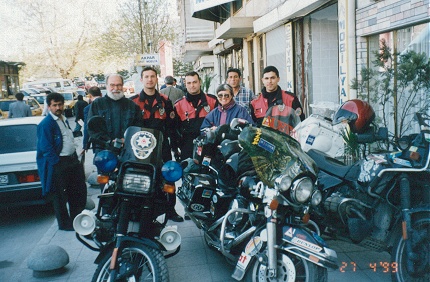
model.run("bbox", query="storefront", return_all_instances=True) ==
[0,61,24,98]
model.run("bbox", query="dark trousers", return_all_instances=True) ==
[49,153,87,229]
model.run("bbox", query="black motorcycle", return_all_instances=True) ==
[178,111,338,281]
[305,111,430,282]
[73,116,183,282]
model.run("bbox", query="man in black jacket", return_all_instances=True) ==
[87,74,142,141]
[73,94,88,133]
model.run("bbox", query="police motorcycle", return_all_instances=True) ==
[228,107,338,281]
[295,100,430,282]
[73,116,183,282]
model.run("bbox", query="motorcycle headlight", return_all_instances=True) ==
[290,177,314,203]
[274,175,292,191]
[122,172,152,194]
[311,190,322,206]
[161,161,183,182]
[94,150,118,173]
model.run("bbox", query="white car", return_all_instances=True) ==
[0,116,47,207]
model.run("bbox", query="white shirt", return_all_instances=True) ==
[49,111,76,156]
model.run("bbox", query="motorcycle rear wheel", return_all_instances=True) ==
[391,214,430,282]
[92,243,168,282]
[243,249,327,282]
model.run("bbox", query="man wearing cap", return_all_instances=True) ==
[160,75,184,105]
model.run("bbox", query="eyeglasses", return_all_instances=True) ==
[217,94,231,99]
[109,84,123,88]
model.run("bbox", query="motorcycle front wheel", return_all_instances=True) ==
[391,214,430,282]
[243,249,327,282]
[92,243,168,282]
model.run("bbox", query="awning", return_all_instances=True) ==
[191,0,235,22]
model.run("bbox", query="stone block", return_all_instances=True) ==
[27,245,69,277]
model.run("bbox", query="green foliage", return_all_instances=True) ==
[173,59,193,76]
[351,39,430,137]
[201,74,216,93]
[340,125,360,163]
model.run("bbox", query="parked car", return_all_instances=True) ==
[0,97,43,118]
[0,116,47,208]
[123,80,135,95]
[20,88,40,97]
[58,91,78,117]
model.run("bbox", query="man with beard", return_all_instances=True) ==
[250,65,305,125]
[36,93,87,231]
[172,71,218,161]
[87,74,142,141]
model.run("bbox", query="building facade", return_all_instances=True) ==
[178,0,429,120]
[0,61,24,98]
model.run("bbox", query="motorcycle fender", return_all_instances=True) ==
[231,235,264,281]
[281,226,338,269]
[94,236,162,264]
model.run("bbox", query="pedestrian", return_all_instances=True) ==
[82,86,102,152]
[73,94,88,133]
[87,74,142,142]
[131,66,183,222]
[160,75,184,104]
[250,65,305,126]
[226,68,255,113]
[172,71,218,161]
[36,92,87,231]
[8,92,32,118]
[200,83,254,130]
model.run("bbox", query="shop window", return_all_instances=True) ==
[367,23,430,136]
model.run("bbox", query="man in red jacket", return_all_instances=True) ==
[250,65,305,127]
[172,71,218,161]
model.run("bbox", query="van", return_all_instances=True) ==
[22,79,75,91]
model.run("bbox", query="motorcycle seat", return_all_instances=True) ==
[307,149,359,179]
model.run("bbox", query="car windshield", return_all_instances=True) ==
[0,124,37,154]
[61,93,74,101]
[0,101,14,111]
[33,96,45,104]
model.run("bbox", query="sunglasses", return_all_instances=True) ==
[217,93,231,99]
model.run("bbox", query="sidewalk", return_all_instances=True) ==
[17,137,393,281]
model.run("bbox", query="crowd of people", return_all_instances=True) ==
[35,65,305,230]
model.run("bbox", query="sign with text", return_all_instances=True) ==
[136,54,160,66]
[338,0,349,103]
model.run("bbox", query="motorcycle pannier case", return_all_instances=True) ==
[178,173,217,214]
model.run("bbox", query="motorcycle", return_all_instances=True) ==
[296,109,430,282]
[73,116,183,282]
[177,106,339,281]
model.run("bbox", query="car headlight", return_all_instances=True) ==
[122,172,152,194]
[290,177,314,203]
[274,175,292,191]
[161,161,183,182]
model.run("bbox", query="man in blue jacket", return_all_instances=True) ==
[36,93,87,231]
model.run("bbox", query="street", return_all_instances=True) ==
[0,118,393,282]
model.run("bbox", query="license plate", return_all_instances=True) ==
[0,174,8,184]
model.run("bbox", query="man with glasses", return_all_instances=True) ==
[87,74,142,142]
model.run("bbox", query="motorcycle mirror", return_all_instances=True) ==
[230,118,248,131]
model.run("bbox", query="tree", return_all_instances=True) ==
[97,0,177,63]
[351,39,430,138]
[14,0,105,79]
[173,59,193,77]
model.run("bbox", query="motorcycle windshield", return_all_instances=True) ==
[120,126,164,168]
[238,126,318,187]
